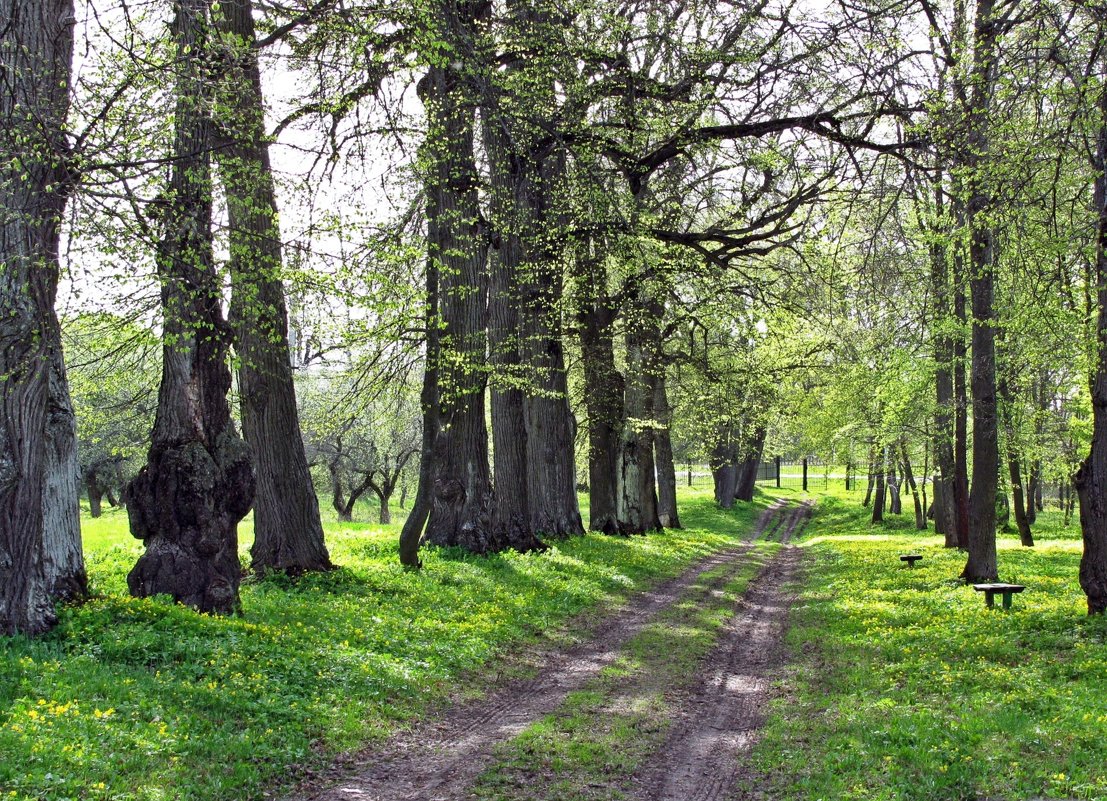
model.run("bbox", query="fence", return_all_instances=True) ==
[684,458,859,493]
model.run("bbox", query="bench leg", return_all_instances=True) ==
[1002,592,1012,610]
[984,591,995,608]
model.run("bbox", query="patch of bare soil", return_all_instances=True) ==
[283,502,790,801]
[629,501,811,801]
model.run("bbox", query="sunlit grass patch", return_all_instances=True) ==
[1,487,771,801]
[752,493,1107,801]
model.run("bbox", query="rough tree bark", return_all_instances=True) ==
[0,0,87,635]
[124,0,255,614]
[653,374,681,528]
[212,0,330,575]
[575,249,624,532]
[418,30,494,551]
[711,427,739,510]
[734,426,766,503]
[1074,57,1107,615]
[616,291,662,533]
[961,0,1000,583]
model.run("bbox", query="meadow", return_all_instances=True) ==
[752,490,1107,801]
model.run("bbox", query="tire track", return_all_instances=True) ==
[630,501,810,801]
[283,501,789,801]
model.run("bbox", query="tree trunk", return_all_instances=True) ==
[931,171,959,545]
[863,449,876,507]
[87,472,104,519]
[418,39,493,551]
[577,271,624,532]
[0,0,86,635]
[1007,452,1033,547]
[1074,59,1107,615]
[654,375,681,529]
[901,443,926,530]
[328,460,351,521]
[398,249,440,569]
[212,0,330,576]
[379,493,391,525]
[888,457,902,515]
[734,427,766,503]
[124,0,254,614]
[616,293,662,533]
[711,428,739,510]
[961,0,1000,583]
[871,449,886,524]
[953,243,971,549]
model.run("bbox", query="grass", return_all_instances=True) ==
[751,488,1107,801]
[0,486,767,801]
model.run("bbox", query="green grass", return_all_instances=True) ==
[750,491,1107,801]
[0,486,767,801]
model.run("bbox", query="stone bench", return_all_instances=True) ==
[899,554,923,568]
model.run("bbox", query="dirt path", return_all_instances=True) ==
[284,500,806,801]
[629,502,810,801]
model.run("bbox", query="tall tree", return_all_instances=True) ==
[124,0,255,613]
[961,0,1003,583]
[0,0,86,635]
[211,0,332,575]
[1074,40,1107,615]
[416,0,494,550]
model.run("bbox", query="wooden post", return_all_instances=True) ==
[845,460,851,491]
[802,458,808,491]
[776,457,781,488]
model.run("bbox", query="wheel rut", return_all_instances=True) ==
[630,500,810,801]
[283,501,790,801]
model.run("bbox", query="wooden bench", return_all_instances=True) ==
[899,554,923,568]
[972,583,1026,610]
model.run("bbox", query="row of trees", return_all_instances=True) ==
[2,0,1106,635]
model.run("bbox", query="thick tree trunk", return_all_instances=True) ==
[734,427,766,503]
[1074,63,1107,615]
[654,375,681,529]
[418,35,493,551]
[711,428,739,510]
[124,0,254,614]
[617,294,662,533]
[0,0,87,635]
[212,0,330,575]
[577,277,624,532]
[87,472,104,519]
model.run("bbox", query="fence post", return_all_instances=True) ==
[776,456,781,488]
[802,457,808,491]
[845,460,851,491]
